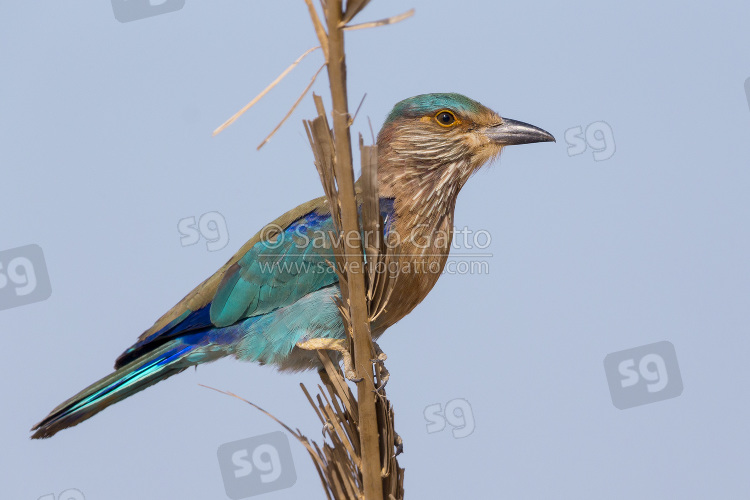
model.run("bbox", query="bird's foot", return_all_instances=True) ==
[322,421,335,437]
[375,372,390,393]
[371,340,387,364]
[374,362,390,392]
[296,338,363,383]
[394,432,404,456]
[371,340,389,392]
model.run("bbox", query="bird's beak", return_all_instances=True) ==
[485,118,555,146]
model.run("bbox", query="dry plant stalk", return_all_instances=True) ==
[300,0,409,496]
[210,1,412,498]
[304,91,404,498]
[309,1,388,498]
[212,46,320,137]
[299,348,404,500]
[343,9,414,31]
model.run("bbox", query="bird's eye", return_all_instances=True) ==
[435,110,457,127]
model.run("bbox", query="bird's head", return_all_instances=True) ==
[376,93,554,201]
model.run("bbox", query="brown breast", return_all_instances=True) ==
[371,210,454,335]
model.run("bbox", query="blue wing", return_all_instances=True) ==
[115,197,395,368]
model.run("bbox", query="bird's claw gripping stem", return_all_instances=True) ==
[371,341,387,364]
[296,338,363,382]
[297,338,390,386]
[371,341,389,392]
[394,433,404,456]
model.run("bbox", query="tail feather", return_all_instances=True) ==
[31,341,198,439]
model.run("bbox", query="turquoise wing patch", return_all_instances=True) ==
[210,209,338,327]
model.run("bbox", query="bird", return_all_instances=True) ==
[31,93,554,439]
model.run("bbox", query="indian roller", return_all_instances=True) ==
[31,93,554,439]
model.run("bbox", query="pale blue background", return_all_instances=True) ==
[2,1,749,498]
